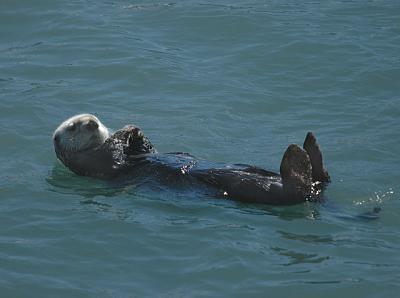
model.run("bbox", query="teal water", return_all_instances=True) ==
[1,1,399,297]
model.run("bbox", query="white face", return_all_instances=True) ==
[53,114,110,153]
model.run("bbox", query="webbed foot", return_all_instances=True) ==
[280,144,312,200]
[303,132,330,183]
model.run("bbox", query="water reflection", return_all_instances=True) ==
[237,202,321,221]
[77,198,134,222]
[271,246,329,266]
[278,230,333,244]
[46,163,137,199]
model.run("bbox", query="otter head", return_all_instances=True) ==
[53,114,110,159]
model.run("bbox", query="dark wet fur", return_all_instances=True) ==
[55,126,330,205]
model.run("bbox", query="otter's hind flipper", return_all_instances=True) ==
[280,144,313,201]
[303,132,330,183]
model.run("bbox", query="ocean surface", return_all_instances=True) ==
[1,0,399,297]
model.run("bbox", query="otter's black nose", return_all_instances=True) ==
[86,120,99,131]
[54,134,60,144]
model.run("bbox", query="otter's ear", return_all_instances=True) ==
[85,120,99,131]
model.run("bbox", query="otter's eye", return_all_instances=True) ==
[85,120,99,131]
[66,122,76,132]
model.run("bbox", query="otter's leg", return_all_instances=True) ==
[303,132,330,183]
[280,144,313,201]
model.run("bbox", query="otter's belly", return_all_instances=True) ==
[119,152,287,204]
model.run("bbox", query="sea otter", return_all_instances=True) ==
[53,114,330,205]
